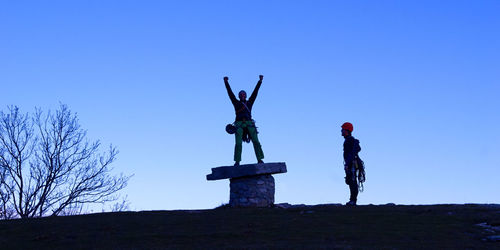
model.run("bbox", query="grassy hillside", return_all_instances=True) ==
[1,204,499,249]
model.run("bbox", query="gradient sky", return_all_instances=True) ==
[1,1,499,211]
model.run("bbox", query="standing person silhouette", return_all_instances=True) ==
[341,122,365,206]
[224,75,265,166]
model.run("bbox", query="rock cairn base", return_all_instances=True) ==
[230,174,275,207]
[207,162,286,208]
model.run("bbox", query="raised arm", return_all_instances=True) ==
[249,75,263,104]
[224,76,238,104]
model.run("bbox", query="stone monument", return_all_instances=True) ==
[207,162,287,207]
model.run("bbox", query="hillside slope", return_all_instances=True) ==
[1,204,499,249]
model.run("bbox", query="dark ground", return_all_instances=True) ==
[1,204,499,249]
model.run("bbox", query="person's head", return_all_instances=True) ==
[238,90,247,101]
[341,122,353,137]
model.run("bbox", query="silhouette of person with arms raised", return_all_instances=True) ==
[224,75,265,166]
[341,122,365,206]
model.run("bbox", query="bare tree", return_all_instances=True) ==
[0,106,36,219]
[1,167,15,219]
[0,105,130,219]
[0,149,8,218]
[110,195,131,212]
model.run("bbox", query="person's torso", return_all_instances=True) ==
[234,101,253,121]
[343,136,361,161]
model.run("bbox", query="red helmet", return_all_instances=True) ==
[341,122,353,132]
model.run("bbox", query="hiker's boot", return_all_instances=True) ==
[258,160,264,164]
[234,161,240,167]
[346,200,357,206]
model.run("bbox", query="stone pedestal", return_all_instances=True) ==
[207,162,286,208]
[230,174,275,207]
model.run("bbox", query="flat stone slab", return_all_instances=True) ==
[206,162,287,181]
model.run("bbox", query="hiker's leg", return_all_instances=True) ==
[234,123,244,162]
[349,182,358,202]
[247,124,264,161]
[345,167,358,202]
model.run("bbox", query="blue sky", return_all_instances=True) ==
[1,1,499,210]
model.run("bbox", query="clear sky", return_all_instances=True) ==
[1,1,499,210]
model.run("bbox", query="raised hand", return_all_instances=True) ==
[224,76,229,82]
[259,75,263,81]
